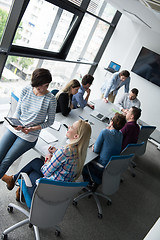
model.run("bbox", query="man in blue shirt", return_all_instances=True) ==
[82,113,126,187]
[101,70,130,103]
[72,74,94,109]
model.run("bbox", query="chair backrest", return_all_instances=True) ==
[51,89,59,96]
[121,142,144,156]
[8,92,19,117]
[137,126,156,155]
[29,179,88,228]
[101,154,134,196]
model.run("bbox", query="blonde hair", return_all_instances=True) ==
[68,120,91,179]
[56,79,80,100]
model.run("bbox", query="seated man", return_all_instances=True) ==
[121,106,142,151]
[117,88,141,114]
[72,74,94,109]
[82,113,126,187]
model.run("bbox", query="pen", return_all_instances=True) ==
[63,124,68,129]
[79,116,88,122]
[79,115,84,120]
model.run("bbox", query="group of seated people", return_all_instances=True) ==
[0,68,142,201]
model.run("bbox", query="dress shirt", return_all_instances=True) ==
[117,93,141,110]
[72,85,87,109]
[121,121,140,150]
[41,146,78,181]
[93,128,123,167]
[101,72,130,99]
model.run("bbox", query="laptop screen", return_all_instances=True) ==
[108,61,121,72]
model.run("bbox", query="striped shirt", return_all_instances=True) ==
[9,85,56,142]
[41,146,78,182]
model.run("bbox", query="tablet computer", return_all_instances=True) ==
[4,117,24,128]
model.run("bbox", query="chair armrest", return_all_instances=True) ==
[17,172,32,187]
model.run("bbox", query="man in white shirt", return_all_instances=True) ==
[117,88,141,114]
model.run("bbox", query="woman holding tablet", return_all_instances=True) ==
[0,68,56,180]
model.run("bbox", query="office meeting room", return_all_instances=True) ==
[0,0,160,240]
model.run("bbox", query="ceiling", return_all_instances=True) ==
[107,0,160,33]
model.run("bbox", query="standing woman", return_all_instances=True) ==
[56,79,80,116]
[2,120,91,200]
[0,68,57,179]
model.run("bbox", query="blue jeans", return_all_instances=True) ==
[14,157,44,198]
[0,129,37,178]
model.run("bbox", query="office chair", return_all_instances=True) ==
[137,125,156,156]
[121,142,145,177]
[2,173,88,240]
[73,154,134,219]
[8,92,19,117]
[51,89,59,96]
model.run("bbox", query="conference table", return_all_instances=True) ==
[34,99,121,165]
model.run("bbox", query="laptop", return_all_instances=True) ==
[105,61,121,73]
[90,110,110,123]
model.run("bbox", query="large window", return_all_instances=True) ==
[14,1,75,53]
[0,0,120,100]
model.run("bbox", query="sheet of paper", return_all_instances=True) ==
[39,129,58,143]
[50,121,61,131]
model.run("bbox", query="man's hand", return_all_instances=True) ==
[86,88,91,95]
[88,104,94,109]
[92,144,94,152]
[122,109,128,115]
[103,98,108,103]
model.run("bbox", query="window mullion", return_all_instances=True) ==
[0,0,29,77]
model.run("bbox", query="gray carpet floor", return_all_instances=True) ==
[0,123,160,240]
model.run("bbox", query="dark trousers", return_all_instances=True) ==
[14,158,44,198]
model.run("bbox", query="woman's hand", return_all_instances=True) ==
[44,153,53,164]
[21,127,33,134]
[48,146,56,154]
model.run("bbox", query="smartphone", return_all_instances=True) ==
[4,117,25,128]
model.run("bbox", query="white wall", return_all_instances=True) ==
[91,15,160,131]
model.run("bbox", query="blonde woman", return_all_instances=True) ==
[2,120,91,200]
[56,79,80,116]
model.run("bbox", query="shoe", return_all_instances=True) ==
[1,174,15,190]
[16,187,25,202]
[16,187,20,202]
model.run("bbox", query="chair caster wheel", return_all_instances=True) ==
[72,200,77,206]
[55,230,60,236]
[98,213,103,219]
[1,234,8,240]
[107,200,112,206]
[7,206,13,213]
[29,223,33,228]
